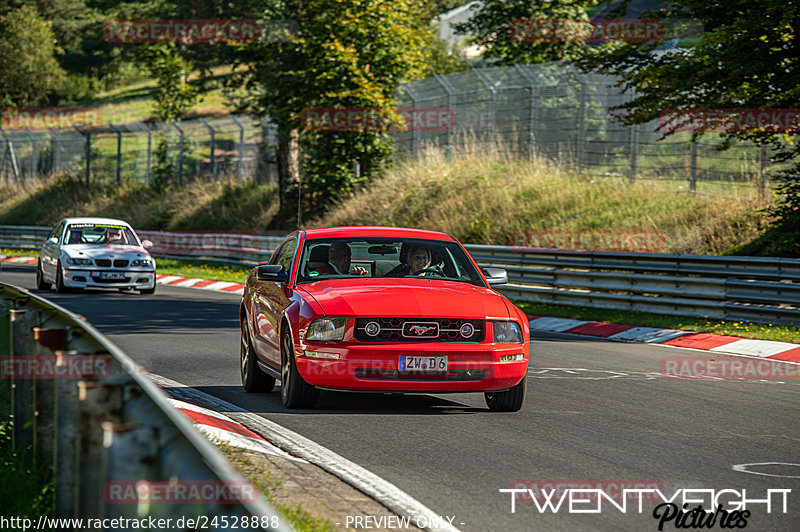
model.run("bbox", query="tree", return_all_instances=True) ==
[575,0,800,256]
[0,5,65,106]
[454,0,599,65]
[227,0,429,224]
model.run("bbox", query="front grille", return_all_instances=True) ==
[93,276,131,284]
[113,259,129,268]
[354,368,486,381]
[95,259,111,267]
[354,318,485,342]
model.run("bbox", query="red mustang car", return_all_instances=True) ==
[239,227,530,411]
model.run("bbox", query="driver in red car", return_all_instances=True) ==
[317,242,368,275]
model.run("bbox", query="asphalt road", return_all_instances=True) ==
[3,264,799,531]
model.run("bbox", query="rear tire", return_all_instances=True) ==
[240,320,275,393]
[280,328,318,409]
[36,260,51,290]
[485,376,526,412]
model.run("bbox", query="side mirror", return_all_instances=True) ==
[48,237,58,245]
[257,263,288,283]
[482,267,508,285]
[142,240,154,249]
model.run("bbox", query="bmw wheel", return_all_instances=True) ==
[280,328,318,409]
[240,319,275,393]
[55,260,68,293]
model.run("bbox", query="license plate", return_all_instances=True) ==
[96,272,125,280]
[399,355,447,371]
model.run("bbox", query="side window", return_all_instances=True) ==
[274,237,297,271]
[48,222,65,243]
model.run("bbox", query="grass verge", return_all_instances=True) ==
[0,421,54,518]
[517,301,800,344]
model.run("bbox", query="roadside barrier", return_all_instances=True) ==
[0,282,289,530]
[2,225,799,323]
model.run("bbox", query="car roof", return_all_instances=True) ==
[303,226,456,242]
[61,217,132,227]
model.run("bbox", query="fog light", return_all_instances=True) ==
[305,351,340,360]
[364,321,381,337]
[500,354,525,362]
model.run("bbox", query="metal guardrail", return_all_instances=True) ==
[2,225,799,323]
[0,282,290,530]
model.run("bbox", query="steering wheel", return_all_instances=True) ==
[413,268,446,277]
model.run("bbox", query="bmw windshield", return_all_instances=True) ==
[64,223,139,246]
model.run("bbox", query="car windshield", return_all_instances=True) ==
[64,223,139,246]
[296,237,484,286]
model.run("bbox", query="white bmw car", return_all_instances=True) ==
[36,217,157,294]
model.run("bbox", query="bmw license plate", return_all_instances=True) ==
[399,356,447,371]
[96,272,124,280]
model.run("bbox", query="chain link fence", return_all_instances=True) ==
[396,62,784,193]
[0,115,277,185]
[0,62,789,191]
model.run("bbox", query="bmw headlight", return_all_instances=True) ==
[132,258,153,267]
[65,257,93,266]
[306,318,346,342]
[492,321,523,343]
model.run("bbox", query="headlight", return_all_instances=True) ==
[492,321,523,343]
[65,257,93,266]
[131,259,153,267]
[306,318,346,342]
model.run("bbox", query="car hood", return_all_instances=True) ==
[299,279,510,319]
[63,244,151,259]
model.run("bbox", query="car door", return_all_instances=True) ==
[42,220,65,281]
[252,235,299,369]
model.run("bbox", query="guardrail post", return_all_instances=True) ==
[54,349,80,519]
[102,422,158,520]
[0,298,11,419]
[32,327,67,466]
[10,308,37,454]
[76,381,124,519]
[230,116,245,182]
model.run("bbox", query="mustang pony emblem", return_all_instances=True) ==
[406,324,438,336]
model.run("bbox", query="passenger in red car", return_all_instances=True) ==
[316,242,368,275]
[387,244,432,276]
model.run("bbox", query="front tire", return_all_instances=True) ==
[240,320,275,393]
[55,260,68,293]
[485,376,526,412]
[140,284,156,295]
[36,260,51,290]
[280,328,318,409]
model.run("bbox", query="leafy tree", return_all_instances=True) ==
[227,0,429,224]
[138,44,198,122]
[0,5,65,106]
[576,0,800,256]
[455,0,599,65]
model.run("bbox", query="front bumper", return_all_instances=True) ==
[62,267,156,290]
[296,342,529,392]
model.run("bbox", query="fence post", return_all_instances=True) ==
[200,119,216,178]
[473,68,496,142]
[32,327,67,468]
[140,123,152,185]
[170,122,184,186]
[54,349,80,518]
[689,137,699,193]
[629,124,639,184]
[76,126,91,185]
[403,84,420,156]
[49,128,60,176]
[24,128,37,179]
[230,115,245,182]
[109,124,122,184]
[10,308,37,454]
[758,143,767,201]
[434,74,457,150]
[0,129,20,182]
[514,64,539,160]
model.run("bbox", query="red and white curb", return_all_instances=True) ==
[1,256,37,265]
[156,274,246,295]
[165,395,306,463]
[528,315,800,364]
